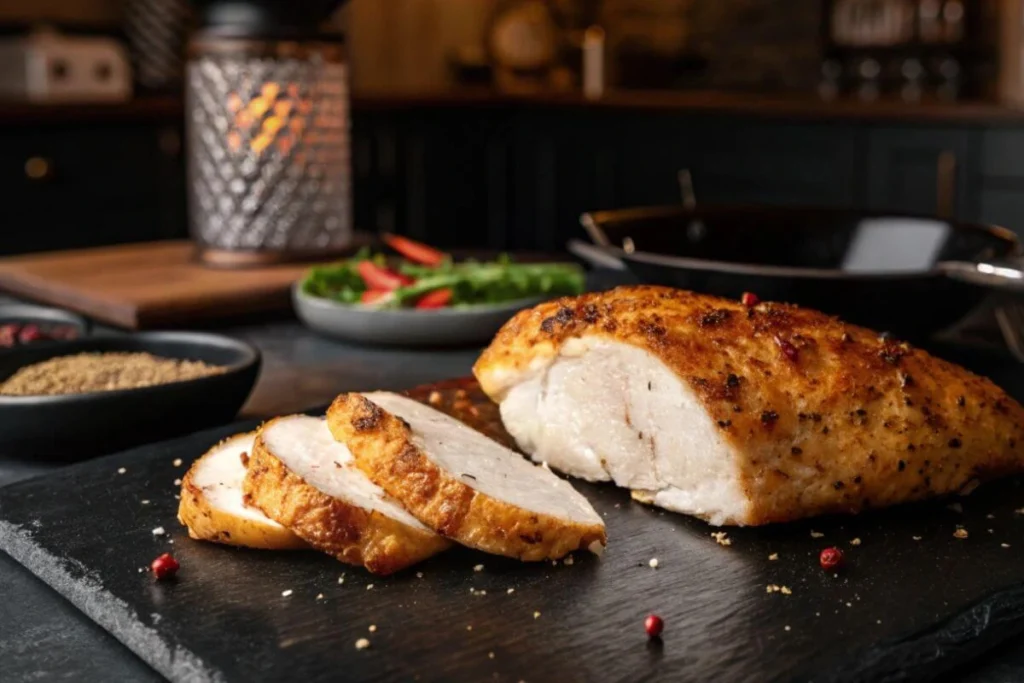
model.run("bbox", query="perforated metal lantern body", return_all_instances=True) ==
[186,37,351,265]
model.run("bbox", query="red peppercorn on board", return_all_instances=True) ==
[3,371,1024,683]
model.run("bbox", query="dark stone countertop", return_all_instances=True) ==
[2,306,1024,682]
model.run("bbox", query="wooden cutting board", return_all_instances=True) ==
[3,369,1024,683]
[0,241,311,329]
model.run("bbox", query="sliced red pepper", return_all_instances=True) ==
[415,288,453,309]
[360,289,391,304]
[383,234,446,267]
[357,260,412,291]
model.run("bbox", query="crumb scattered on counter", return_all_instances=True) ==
[368,625,377,633]
[767,584,792,595]
[711,532,731,546]
[507,588,515,594]
[141,500,150,505]
[416,572,423,579]
[316,593,324,600]
[1015,508,1024,515]
[810,531,824,538]
[849,538,861,546]
[281,590,293,597]
[118,467,127,474]
[564,556,574,566]
[987,514,996,519]
[648,558,659,568]
[366,584,374,590]
[173,458,183,467]
[912,536,922,541]
[784,625,791,632]
[488,652,495,660]
[533,611,541,619]
[768,553,779,561]
[173,478,182,486]
[954,527,969,539]
[152,526,165,536]
[338,575,345,584]
[1002,543,1011,548]
[355,638,370,650]
[473,564,484,572]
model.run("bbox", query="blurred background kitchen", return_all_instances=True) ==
[5,0,1024,258]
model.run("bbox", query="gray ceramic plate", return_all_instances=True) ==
[293,285,547,347]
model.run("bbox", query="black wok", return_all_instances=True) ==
[577,205,1024,340]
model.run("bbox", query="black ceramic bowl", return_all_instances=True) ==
[0,332,260,460]
[0,303,91,348]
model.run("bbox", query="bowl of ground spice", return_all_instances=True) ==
[0,332,259,459]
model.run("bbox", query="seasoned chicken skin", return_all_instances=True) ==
[474,286,1024,525]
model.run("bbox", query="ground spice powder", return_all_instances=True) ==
[0,352,226,396]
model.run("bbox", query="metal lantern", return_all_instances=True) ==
[186,1,351,266]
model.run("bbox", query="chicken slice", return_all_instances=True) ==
[178,432,307,549]
[327,392,606,561]
[474,286,1024,526]
[244,415,450,575]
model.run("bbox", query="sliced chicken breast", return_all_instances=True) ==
[244,415,450,575]
[178,432,306,550]
[474,286,1024,526]
[327,392,607,561]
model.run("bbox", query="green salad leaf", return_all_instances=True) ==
[301,253,585,309]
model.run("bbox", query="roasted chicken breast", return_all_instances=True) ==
[474,286,1024,525]
[327,392,607,561]
[178,432,307,550]
[244,415,450,575]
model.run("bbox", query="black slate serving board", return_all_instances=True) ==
[3,351,1024,683]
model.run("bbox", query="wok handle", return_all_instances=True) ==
[939,259,1024,291]
[580,212,613,247]
[567,239,626,271]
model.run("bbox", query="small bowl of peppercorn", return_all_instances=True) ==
[0,303,89,349]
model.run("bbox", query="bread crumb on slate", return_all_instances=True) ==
[151,526,166,536]
[281,590,293,597]
[987,514,996,520]
[366,584,374,590]
[988,528,995,534]
[768,553,779,561]
[173,458,183,467]
[953,527,969,539]
[1002,543,1011,548]
[846,602,852,607]
[648,558,659,568]
[784,625,791,631]
[564,555,574,566]
[368,625,377,633]
[416,572,423,579]
[174,495,180,500]
[533,611,541,619]
[473,564,484,572]
[810,531,824,538]
[781,586,792,595]
[711,532,731,546]
[117,467,127,474]
[1015,508,1024,515]
[355,638,370,650]
[141,500,150,505]
[850,538,861,546]
[466,625,472,631]
[173,478,182,486]
[338,575,345,584]
[912,535,922,541]
[488,652,495,660]
[316,593,324,600]
[766,584,791,594]
[507,588,515,594]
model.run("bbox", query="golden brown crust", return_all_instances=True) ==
[327,394,607,561]
[474,286,1024,525]
[242,418,450,575]
[177,433,307,550]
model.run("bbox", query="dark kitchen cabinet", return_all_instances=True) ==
[864,127,980,219]
[0,122,185,256]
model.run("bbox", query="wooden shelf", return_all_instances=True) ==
[6,88,1024,127]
